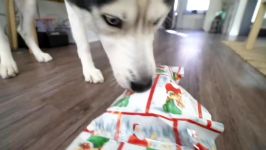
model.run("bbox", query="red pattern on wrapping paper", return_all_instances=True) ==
[157,66,164,69]
[83,129,94,134]
[118,142,125,150]
[145,75,160,113]
[115,113,123,140]
[128,134,149,147]
[168,66,182,81]
[176,67,182,80]
[207,120,212,128]
[106,111,222,134]
[166,83,182,94]
[195,143,209,150]
[177,66,181,75]
[173,120,182,150]
[81,143,91,150]
[198,103,203,119]
[125,90,134,96]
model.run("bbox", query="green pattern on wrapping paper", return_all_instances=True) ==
[173,72,177,80]
[147,148,157,150]
[114,96,130,107]
[163,99,182,115]
[87,135,109,148]
[172,72,181,81]
[156,68,166,74]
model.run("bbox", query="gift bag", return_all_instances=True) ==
[67,65,224,150]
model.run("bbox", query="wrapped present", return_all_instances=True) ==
[67,65,224,150]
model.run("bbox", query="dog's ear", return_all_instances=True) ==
[164,0,175,7]
[67,0,115,11]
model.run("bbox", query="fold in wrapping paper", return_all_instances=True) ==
[67,65,224,150]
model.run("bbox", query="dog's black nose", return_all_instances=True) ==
[130,78,153,92]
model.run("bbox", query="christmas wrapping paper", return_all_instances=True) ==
[67,65,224,150]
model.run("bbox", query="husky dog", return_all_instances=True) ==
[0,0,173,92]
[65,0,173,92]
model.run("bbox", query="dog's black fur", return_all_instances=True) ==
[164,0,175,7]
[66,0,116,11]
[67,0,174,11]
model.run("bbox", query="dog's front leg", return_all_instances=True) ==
[65,2,104,83]
[15,0,52,63]
[0,24,18,79]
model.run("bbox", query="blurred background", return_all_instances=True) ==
[1,0,265,49]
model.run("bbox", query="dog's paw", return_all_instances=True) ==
[84,68,104,83]
[0,58,19,79]
[34,52,53,63]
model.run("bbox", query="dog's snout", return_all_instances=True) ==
[130,78,153,92]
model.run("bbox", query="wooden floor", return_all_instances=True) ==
[223,39,266,76]
[1,30,266,150]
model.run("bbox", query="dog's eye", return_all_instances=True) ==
[102,14,122,28]
[153,18,161,26]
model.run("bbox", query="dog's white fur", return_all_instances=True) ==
[65,0,170,89]
[0,0,171,90]
[0,0,52,79]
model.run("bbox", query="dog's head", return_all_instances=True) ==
[69,0,173,92]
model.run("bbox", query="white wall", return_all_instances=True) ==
[37,1,68,25]
[176,0,206,30]
[228,0,248,36]
[263,20,266,28]
[178,14,205,30]
[0,0,7,29]
[203,0,222,31]
[0,0,67,30]
[203,0,266,35]
[176,0,188,29]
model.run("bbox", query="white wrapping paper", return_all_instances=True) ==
[67,65,224,150]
